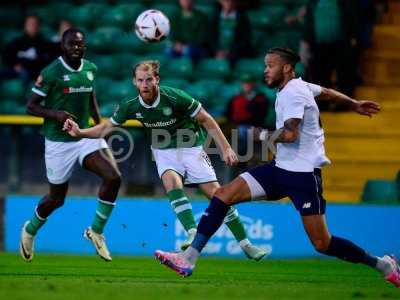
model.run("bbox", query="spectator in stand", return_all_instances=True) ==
[227,73,269,130]
[226,73,269,174]
[0,15,51,87]
[165,0,208,64]
[48,19,72,60]
[301,0,362,103]
[209,0,254,66]
[285,5,307,27]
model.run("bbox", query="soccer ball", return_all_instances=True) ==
[134,10,170,43]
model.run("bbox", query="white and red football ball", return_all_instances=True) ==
[134,9,170,43]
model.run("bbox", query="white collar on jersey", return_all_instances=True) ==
[138,90,160,108]
[277,77,300,94]
[59,56,83,72]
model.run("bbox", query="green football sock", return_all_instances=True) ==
[167,189,197,232]
[91,199,115,234]
[25,209,46,236]
[225,207,247,242]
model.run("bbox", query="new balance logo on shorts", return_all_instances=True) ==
[303,202,311,209]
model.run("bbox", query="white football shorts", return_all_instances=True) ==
[152,146,217,185]
[45,138,108,184]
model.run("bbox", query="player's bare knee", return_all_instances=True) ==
[214,187,228,202]
[312,238,330,253]
[214,186,236,205]
[104,171,121,187]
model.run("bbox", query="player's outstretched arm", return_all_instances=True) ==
[195,108,238,166]
[317,87,381,117]
[63,118,114,138]
[27,93,77,123]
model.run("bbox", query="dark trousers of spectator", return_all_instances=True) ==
[311,42,358,109]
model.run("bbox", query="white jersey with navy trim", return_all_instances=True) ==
[275,78,331,172]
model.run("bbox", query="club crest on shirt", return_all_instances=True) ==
[86,71,94,81]
[163,107,172,116]
[63,75,70,81]
[35,75,43,87]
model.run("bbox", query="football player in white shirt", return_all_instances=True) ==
[154,47,400,287]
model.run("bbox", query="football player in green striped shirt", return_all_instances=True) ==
[19,28,121,262]
[64,60,267,260]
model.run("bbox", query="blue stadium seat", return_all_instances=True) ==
[1,79,25,102]
[234,59,265,81]
[195,58,230,80]
[68,3,109,29]
[95,77,116,105]
[92,54,121,79]
[248,5,287,30]
[161,78,189,90]
[184,82,212,107]
[163,58,193,79]
[362,180,399,203]
[103,4,145,30]
[87,27,123,53]
[152,3,179,19]
[210,82,242,117]
[109,80,137,101]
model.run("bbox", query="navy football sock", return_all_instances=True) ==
[325,235,373,265]
[191,196,230,253]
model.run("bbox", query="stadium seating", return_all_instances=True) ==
[94,54,123,79]
[248,5,287,30]
[195,58,231,80]
[1,79,25,103]
[163,58,193,80]
[211,82,242,117]
[184,82,212,108]
[361,179,399,203]
[102,4,145,30]
[2,0,399,204]
[0,5,23,27]
[151,3,179,19]
[108,79,137,101]
[234,59,265,81]
[161,78,189,90]
[87,26,124,53]
[196,3,215,17]
[319,1,400,202]
[95,77,116,105]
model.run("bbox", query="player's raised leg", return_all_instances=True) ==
[82,149,121,261]
[162,170,197,250]
[200,181,267,261]
[20,182,68,262]
[155,176,253,276]
[302,214,400,288]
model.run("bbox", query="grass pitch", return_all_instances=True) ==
[0,253,398,300]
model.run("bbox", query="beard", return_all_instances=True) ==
[266,73,284,89]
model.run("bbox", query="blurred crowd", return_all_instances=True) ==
[0,0,389,119]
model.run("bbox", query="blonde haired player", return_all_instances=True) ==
[64,60,267,260]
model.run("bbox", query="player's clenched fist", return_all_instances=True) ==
[63,119,81,137]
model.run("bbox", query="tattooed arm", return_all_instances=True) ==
[254,118,302,144]
[273,118,302,143]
